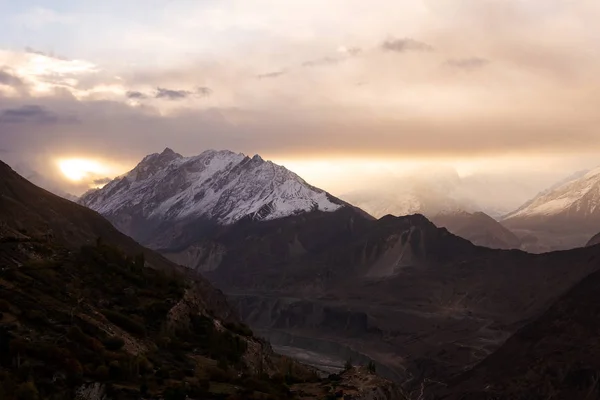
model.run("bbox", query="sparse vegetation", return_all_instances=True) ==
[367,361,377,374]
[224,321,254,337]
[344,358,353,371]
[0,240,319,399]
[101,309,147,337]
[103,336,125,351]
[15,381,38,400]
[0,300,11,312]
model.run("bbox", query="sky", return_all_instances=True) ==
[1,0,600,213]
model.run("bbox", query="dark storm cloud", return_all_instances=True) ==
[0,105,59,124]
[382,38,433,53]
[155,87,193,100]
[126,91,148,99]
[93,177,112,185]
[446,57,489,70]
[0,70,24,87]
[257,70,287,79]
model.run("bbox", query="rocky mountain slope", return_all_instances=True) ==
[502,167,600,252]
[440,262,600,399]
[194,210,600,390]
[0,160,403,400]
[430,211,521,250]
[80,148,346,250]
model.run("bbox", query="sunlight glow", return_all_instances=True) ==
[58,158,106,182]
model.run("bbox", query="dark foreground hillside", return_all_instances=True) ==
[438,261,600,399]
[0,238,313,399]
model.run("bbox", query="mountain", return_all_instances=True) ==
[343,190,521,250]
[197,211,600,388]
[339,169,522,250]
[501,167,600,252]
[80,148,348,250]
[78,149,600,396]
[12,163,79,202]
[430,211,522,250]
[0,160,408,399]
[82,148,521,252]
[588,231,600,247]
[440,262,600,399]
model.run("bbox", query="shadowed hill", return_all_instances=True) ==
[431,211,521,250]
[587,231,600,247]
[440,262,600,399]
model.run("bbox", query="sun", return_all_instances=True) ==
[58,158,106,182]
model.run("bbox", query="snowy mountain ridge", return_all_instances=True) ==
[80,148,343,226]
[503,166,600,220]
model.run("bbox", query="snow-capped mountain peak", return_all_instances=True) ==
[80,148,344,229]
[500,166,600,252]
[503,167,600,220]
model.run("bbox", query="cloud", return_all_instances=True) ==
[196,87,212,97]
[24,46,69,61]
[446,57,489,70]
[155,87,193,100]
[153,86,212,100]
[0,70,24,87]
[3,0,600,206]
[382,38,433,53]
[339,46,362,56]
[302,56,343,67]
[92,177,112,185]
[257,70,287,79]
[126,91,148,99]
[0,105,59,124]
[301,47,362,68]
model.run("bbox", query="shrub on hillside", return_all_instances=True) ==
[103,336,125,351]
[15,381,38,400]
[206,365,235,383]
[101,310,146,337]
[224,322,254,337]
[0,300,11,312]
[95,365,110,380]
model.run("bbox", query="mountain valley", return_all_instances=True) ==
[79,148,600,398]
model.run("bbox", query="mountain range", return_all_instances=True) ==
[0,159,408,399]
[343,164,600,253]
[78,148,600,398]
